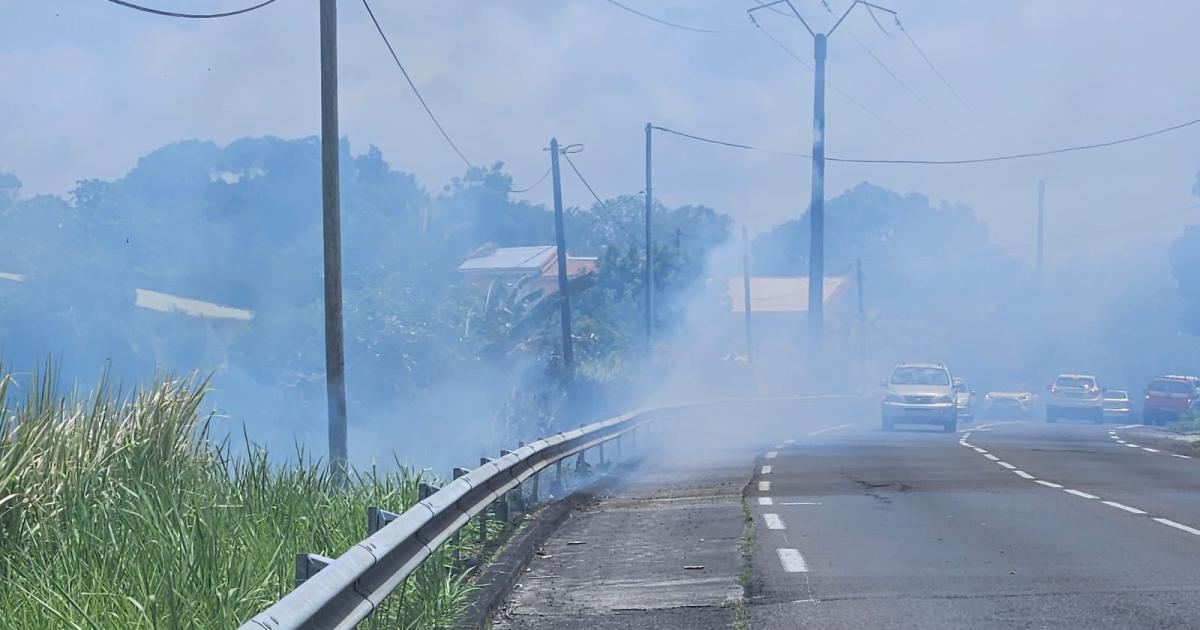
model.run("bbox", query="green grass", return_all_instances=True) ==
[0,363,475,629]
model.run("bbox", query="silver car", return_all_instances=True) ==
[1103,389,1132,420]
[953,377,976,423]
[882,363,958,432]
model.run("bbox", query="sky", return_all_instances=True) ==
[2,0,1199,266]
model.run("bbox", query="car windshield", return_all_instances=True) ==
[892,367,950,386]
[1149,379,1193,394]
[1105,390,1128,400]
[1055,376,1095,388]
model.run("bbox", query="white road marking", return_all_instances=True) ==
[1143,448,1160,453]
[984,454,1000,461]
[766,451,778,459]
[784,439,796,444]
[807,423,854,436]
[1154,518,1200,535]
[962,433,973,440]
[1118,424,1141,429]
[777,548,808,572]
[759,481,771,492]
[1013,470,1035,479]
[1171,454,1192,459]
[1035,480,1064,488]
[758,497,774,506]
[1064,489,1099,499]
[778,501,822,506]
[973,447,988,454]
[1115,440,1127,444]
[997,461,1017,470]
[763,513,786,530]
[773,444,784,449]
[1102,501,1147,514]
[1125,444,1139,448]
[762,465,773,475]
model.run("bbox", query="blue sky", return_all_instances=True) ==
[2,0,1199,263]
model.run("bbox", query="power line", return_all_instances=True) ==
[508,167,553,194]
[894,17,979,118]
[561,153,645,248]
[748,13,937,151]
[361,0,473,169]
[103,0,279,18]
[600,0,735,34]
[818,1,951,124]
[653,116,1200,166]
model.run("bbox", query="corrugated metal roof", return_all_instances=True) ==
[135,288,254,322]
[458,245,556,272]
[728,276,849,313]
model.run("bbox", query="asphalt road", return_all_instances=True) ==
[494,412,1200,629]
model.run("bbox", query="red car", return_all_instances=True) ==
[1142,375,1200,426]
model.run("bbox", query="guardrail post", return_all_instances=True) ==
[295,553,333,588]
[479,457,492,546]
[418,482,439,501]
[599,441,606,467]
[366,506,400,535]
[551,460,564,497]
[530,467,540,505]
[499,449,515,523]
[452,467,470,562]
[616,433,623,458]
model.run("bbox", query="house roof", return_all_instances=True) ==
[458,246,556,273]
[728,276,850,313]
[134,288,254,322]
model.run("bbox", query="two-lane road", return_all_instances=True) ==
[746,419,1200,629]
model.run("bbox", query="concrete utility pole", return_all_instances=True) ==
[319,0,348,484]
[1037,178,1045,272]
[549,138,575,380]
[748,0,895,341]
[742,226,754,365]
[644,123,654,354]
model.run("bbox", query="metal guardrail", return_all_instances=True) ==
[239,396,871,630]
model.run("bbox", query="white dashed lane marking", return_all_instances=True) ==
[777,548,809,572]
[763,513,786,530]
[1035,480,1064,488]
[807,423,855,436]
[997,461,1017,470]
[1103,501,1147,514]
[984,454,1000,461]
[1064,489,1099,499]
[758,481,771,492]
[766,451,778,459]
[1154,518,1200,536]
[758,497,773,506]
[761,465,773,475]
[1172,454,1193,459]
[1013,470,1035,479]
[973,447,988,454]
[1143,448,1160,453]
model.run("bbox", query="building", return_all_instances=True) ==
[458,245,597,296]
[727,276,853,316]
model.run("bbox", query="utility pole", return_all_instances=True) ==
[808,31,827,339]
[1037,178,1045,272]
[742,226,754,365]
[319,0,348,484]
[550,138,575,381]
[748,0,894,342]
[644,123,654,354]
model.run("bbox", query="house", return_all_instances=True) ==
[131,288,253,369]
[727,276,853,316]
[458,245,597,296]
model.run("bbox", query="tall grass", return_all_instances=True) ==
[0,364,473,629]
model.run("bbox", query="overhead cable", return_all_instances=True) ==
[894,17,979,118]
[103,0,279,18]
[653,116,1200,165]
[600,0,735,34]
[561,153,645,248]
[362,0,473,169]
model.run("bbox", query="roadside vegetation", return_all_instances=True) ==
[0,364,474,629]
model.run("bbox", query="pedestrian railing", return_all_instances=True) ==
[238,395,871,630]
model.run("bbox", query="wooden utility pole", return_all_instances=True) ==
[319,0,348,484]
[550,138,575,380]
[644,123,654,354]
[742,226,754,365]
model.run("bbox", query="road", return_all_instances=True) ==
[494,412,1200,629]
